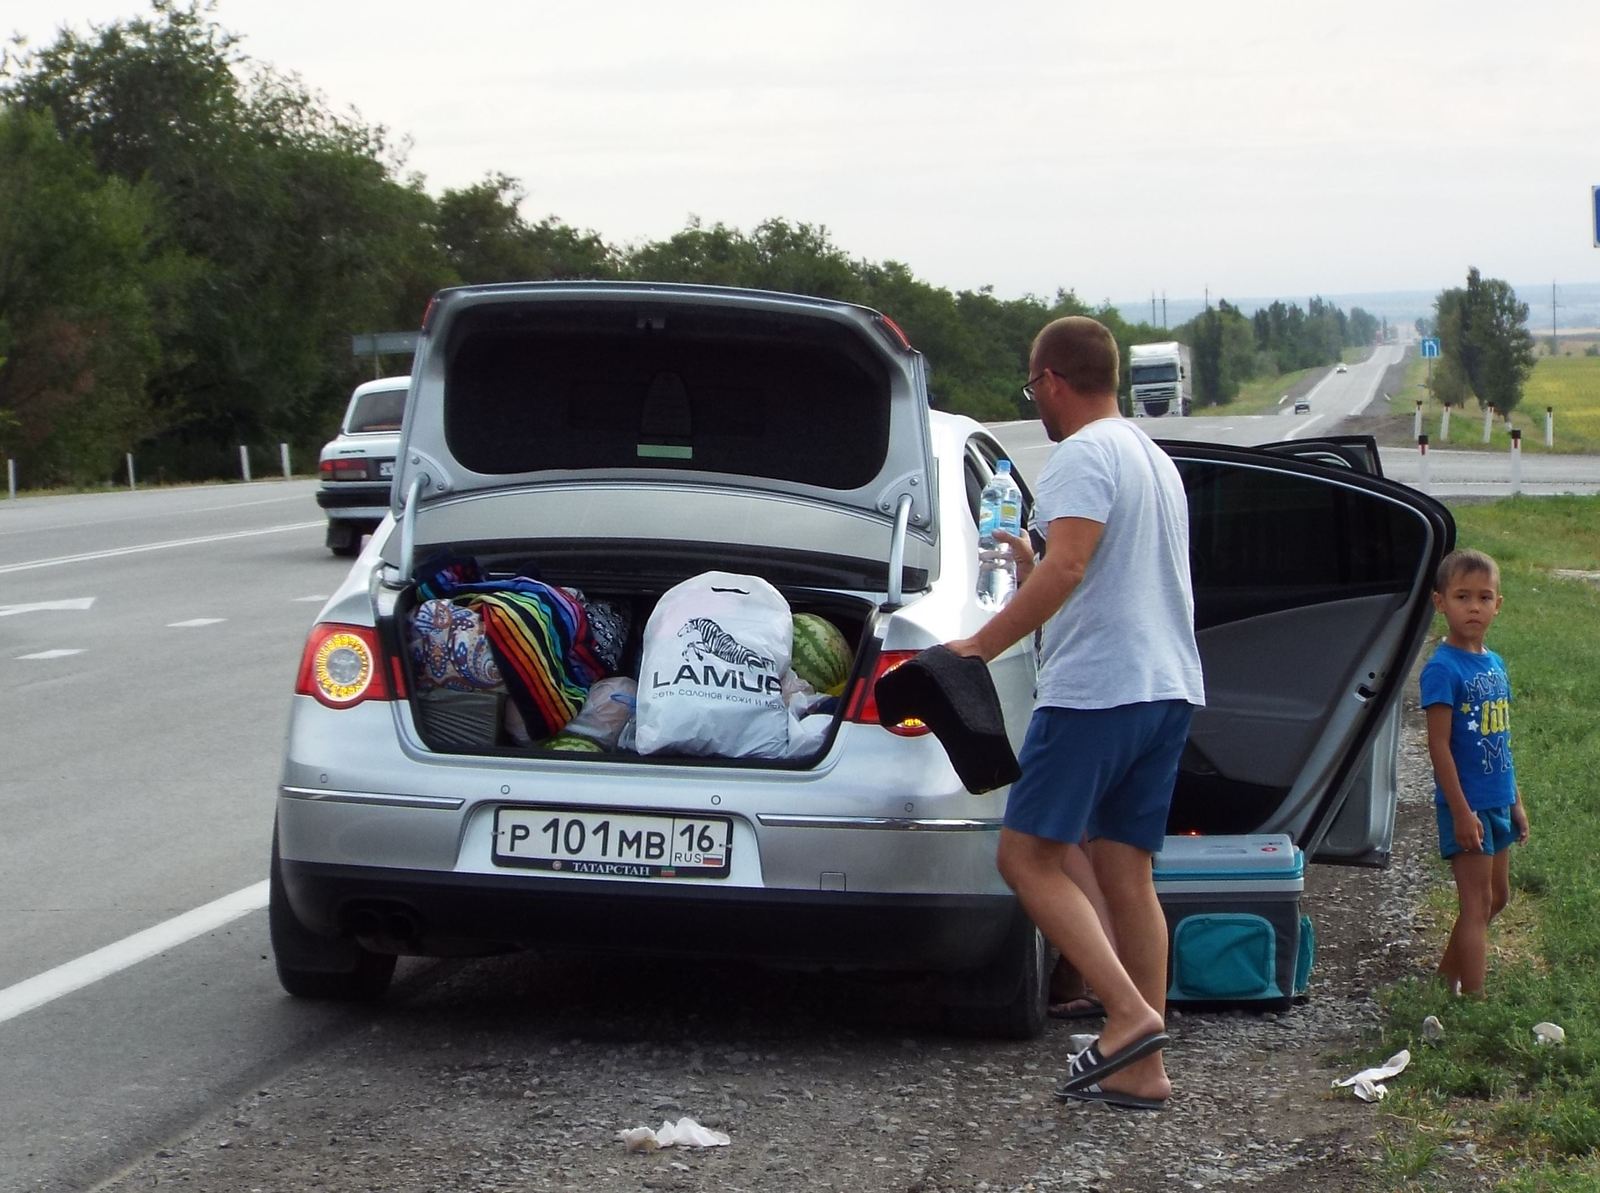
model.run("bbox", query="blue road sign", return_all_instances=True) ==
[1421,337,1440,358]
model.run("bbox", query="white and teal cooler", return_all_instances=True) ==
[1153,834,1313,1010]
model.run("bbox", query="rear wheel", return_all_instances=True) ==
[269,825,395,1001]
[939,905,1052,1039]
[325,521,361,557]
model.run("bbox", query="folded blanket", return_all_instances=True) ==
[873,645,1021,794]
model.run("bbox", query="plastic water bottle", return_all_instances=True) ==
[976,460,1022,608]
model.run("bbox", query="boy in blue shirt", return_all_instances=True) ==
[1420,548,1529,996]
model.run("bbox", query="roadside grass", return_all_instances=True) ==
[1387,354,1600,454]
[1371,495,1600,1189]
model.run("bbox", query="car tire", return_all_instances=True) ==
[326,522,361,557]
[938,905,1052,1040]
[269,824,395,1001]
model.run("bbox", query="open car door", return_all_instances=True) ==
[1161,443,1453,866]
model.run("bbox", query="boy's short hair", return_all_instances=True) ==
[1032,316,1119,397]
[1435,547,1500,592]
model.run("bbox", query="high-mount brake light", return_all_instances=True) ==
[877,314,913,351]
[843,650,929,736]
[295,623,398,708]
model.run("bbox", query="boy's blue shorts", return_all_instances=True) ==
[1003,701,1194,853]
[1437,803,1517,859]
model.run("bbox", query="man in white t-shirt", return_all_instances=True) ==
[948,316,1204,1112]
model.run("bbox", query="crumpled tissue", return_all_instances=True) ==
[1333,1048,1411,1102]
[1532,1021,1566,1046]
[617,1117,731,1152]
[1421,1015,1445,1043]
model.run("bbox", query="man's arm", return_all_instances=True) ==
[948,516,1104,663]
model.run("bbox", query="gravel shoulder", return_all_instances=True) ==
[91,693,1447,1193]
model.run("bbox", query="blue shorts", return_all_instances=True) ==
[1437,803,1518,859]
[1003,701,1195,853]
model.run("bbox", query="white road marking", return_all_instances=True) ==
[16,649,85,660]
[0,881,269,1026]
[0,597,96,618]
[167,618,226,628]
[0,521,323,576]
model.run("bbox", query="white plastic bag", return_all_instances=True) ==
[562,677,638,749]
[635,572,792,758]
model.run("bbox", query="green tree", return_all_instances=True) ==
[4,1,449,477]
[1460,267,1536,415]
[435,174,617,284]
[0,106,170,484]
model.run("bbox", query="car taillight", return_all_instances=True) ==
[843,650,929,737]
[320,458,372,481]
[295,624,403,708]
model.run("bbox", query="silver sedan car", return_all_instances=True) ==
[272,282,1451,1037]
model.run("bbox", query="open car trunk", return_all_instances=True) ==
[381,543,885,768]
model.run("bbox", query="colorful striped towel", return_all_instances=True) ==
[417,557,605,738]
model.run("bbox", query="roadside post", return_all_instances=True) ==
[1414,401,1423,439]
[1441,404,1451,439]
[239,445,252,483]
[7,458,15,500]
[1418,434,1430,493]
[126,453,136,490]
[1482,405,1494,443]
[1511,429,1522,494]
[1546,406,1554,448]
[280,443,292,479]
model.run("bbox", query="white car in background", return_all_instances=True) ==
[316,376,408,556]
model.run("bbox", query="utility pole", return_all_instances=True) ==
[1152,292,1157,325]
[1552,280,1559,355]
[1162,291,1167,329]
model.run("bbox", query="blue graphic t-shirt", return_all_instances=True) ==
[1419,642,1517,810]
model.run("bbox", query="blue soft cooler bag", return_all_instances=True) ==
[1154,834,1308,1010]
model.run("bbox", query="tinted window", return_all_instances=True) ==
[441,304,891,489]
[348,388,407,433]
[1180,459,1426,629]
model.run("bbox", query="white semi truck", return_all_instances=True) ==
[1127,341,1192,417]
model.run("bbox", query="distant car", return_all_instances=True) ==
[1294,398,1312,414]
[316,376,409,556]
[271,281,1453,1037]
[1335,363,1348,374]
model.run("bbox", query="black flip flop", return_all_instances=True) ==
[1055,1082,1167,1111]
[1057,1030,1170,1092]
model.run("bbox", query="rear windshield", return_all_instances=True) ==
[347,387,407,433]
[440,303,892,489]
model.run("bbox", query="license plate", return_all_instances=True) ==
[493,807,732,879]
[378,460,395,478]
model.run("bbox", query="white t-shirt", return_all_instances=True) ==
[1030,418,1205,710]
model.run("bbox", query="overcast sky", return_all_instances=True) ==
[9,1,1600,307]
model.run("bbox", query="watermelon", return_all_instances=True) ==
[542,733,605,753]
[791,613,852,697]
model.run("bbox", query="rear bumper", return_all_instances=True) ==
[316,485,389,519]
[279,859,1017,972]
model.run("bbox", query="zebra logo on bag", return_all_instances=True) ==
[650,617,782,696]
[676,618,776,670]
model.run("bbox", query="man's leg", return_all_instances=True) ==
[1087,838,1167,1019]
[996,829,1168,1099]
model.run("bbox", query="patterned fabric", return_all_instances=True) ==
[582,597,631,674]
[408,599,504,692]
[417,556,606,739]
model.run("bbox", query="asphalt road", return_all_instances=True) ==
[0,481,385,1192]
